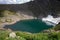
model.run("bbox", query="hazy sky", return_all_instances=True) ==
[0,0,33,4]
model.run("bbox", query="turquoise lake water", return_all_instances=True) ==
[4,19,53,33]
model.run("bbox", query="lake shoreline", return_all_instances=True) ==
[0,11,34,28]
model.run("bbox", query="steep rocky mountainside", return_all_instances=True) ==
[0,0,60,18]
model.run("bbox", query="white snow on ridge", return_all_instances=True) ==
[42,15,60,26]
[0,0,33,4]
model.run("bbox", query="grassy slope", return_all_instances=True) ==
[0,29,60,40]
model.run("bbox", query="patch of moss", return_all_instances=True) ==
[0,10,16,17]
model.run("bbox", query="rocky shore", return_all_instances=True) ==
[0,10,34,28]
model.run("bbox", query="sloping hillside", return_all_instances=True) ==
[0,0,60,18]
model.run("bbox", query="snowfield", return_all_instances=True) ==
[42,15,60,26]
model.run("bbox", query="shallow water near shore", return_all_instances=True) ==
[4,19,53,33]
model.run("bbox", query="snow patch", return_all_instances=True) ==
[42,15,60,26]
